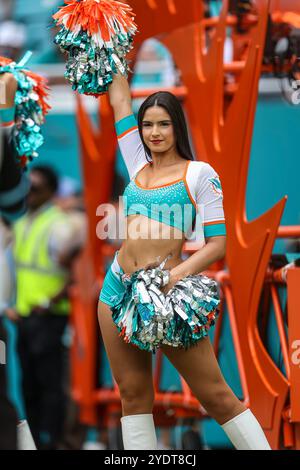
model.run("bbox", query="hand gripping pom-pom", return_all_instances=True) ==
[110,255,221,352]
[0,52,51,171]
[53,0,138,97]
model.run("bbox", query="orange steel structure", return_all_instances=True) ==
[69,0,300,449]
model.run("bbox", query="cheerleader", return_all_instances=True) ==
[97,73,272,451]
[51,0,271,451]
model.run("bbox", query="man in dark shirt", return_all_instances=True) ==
[0,72,30,450]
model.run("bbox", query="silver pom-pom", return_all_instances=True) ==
[111,256,220,352]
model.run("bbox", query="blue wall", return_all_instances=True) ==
[31,114,82,183]
[247,96,300,252]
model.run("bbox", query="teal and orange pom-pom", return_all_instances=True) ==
[53,0,138,97]
[0,54,51,171]
[110,265,220,353]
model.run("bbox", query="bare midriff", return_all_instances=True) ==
[117,214,186,275]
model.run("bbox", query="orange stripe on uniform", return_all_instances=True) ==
[204,220,225,226]
[1,120,14,128]
[183,161,197,210]
[118,126,138,140]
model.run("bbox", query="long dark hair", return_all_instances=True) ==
[137,91,194,163]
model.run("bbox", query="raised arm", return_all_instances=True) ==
[0,73,29,222]
[0,73,18,131]
[108,72,133,123]
[108,73,148,180]
[0,73,18,110]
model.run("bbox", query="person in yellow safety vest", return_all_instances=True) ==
[5,165,75,450]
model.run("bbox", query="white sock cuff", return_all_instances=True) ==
[121,413,157,450]
[221,408,271,450]
[221,408,251,428]
[17,420,37,450]
[121,413,154,422]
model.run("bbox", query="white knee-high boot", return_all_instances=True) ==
[120,413,157,450]
[221,408,272,450]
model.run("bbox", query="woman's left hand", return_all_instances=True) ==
[160,271,180,296]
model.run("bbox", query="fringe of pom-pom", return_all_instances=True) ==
[53,0,138,96]
[0,55,50,170]
[53,0,137,44]
[110,267,220,353]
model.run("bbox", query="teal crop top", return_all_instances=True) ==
[115,114,227,240]
[123,160,197,236]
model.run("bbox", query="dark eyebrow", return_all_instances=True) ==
[142,120,172,124]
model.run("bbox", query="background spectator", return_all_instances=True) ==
[0,0,26,61]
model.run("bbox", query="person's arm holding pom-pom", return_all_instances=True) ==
[0,72,29,222]
[0,54,51,170]
[108,72,133,123]
[108,71,149,181]
[0,72,18,132]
